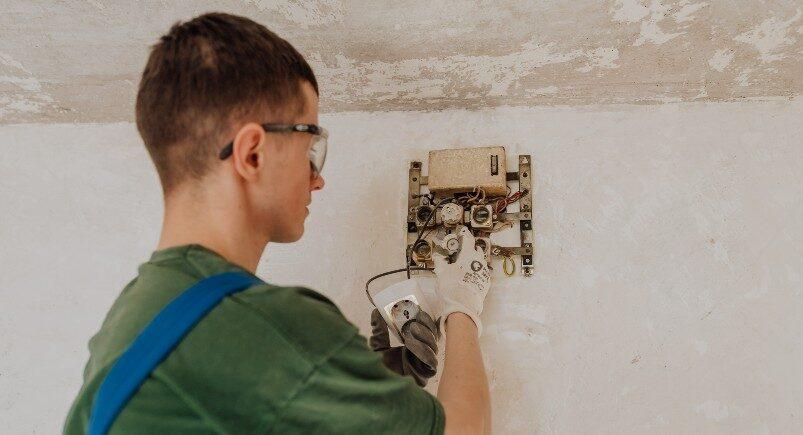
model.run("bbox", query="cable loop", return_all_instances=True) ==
[503,256,516,276]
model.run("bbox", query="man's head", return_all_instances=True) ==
[136,12,325,243]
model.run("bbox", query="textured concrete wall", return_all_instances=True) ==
[1,0,802,123]
[1,99,801,433]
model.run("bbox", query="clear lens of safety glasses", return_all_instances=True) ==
[308,127,328,174]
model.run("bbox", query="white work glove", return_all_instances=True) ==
[432,226,492,336]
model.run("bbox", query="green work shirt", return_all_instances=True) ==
[64,244,444,434]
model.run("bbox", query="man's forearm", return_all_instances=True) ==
[437,313,491,435]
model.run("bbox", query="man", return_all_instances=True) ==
[65,12,491,434]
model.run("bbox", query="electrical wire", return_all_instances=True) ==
[490,220,514,233]
[412,192,435,206]
[468,187,486,205]
[502,256,516,276]
[454,187,487,206]
[458,186,484,205]
[493,188,530,213]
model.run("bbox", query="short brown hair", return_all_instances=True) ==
[135,12,318,193]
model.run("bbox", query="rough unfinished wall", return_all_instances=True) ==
[1,99,801,433]
[1,1,801,123]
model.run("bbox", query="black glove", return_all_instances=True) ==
[369,308,440,387]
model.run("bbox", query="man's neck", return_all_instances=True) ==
[156,185,268,273]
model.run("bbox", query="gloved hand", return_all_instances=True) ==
[432,225,492,336]
[369,308,439,387]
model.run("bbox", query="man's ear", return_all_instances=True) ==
[230,122,265,181]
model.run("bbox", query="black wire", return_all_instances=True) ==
[365,266,434,309]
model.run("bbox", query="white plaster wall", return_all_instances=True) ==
[1,99,801,434]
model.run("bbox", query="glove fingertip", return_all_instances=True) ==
[409,322,438,351]
[371,309,388,328]
[416,308,435,324]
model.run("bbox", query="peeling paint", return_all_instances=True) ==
[0,52,29,73]
[734,9,802,63]
[708,48,733,72]
[611,0,650,23]
[734,68,752,87]
[0,53,53,118]
[312,38,605,102]
[673,2,708,23]
[0,0,800,123]
[576,47,620,73]
[0,76,43,93]
[633,1,685,46]
[246,0,345,27]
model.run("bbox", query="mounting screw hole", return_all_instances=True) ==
[522,172,528,177]
[412,177,417,182]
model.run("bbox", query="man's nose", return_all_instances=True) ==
[311,172,325,191]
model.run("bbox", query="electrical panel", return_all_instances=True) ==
[406,147,535,277]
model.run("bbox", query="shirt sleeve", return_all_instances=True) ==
[265,332,445,435]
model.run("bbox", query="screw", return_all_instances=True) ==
[446,238,460,253]
[521,157,528,164]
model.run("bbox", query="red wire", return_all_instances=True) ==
[494,189,529,212]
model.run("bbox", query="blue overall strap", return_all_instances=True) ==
[88,271,264,435]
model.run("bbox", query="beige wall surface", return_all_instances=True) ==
[1,1,801,123]
[1,99,801,433]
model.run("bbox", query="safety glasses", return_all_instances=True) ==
[218,123,328,175]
